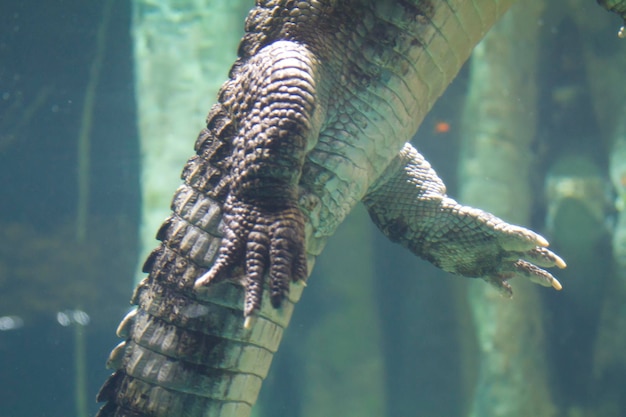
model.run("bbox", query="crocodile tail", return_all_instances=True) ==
[95,86,299,417]
[94,239,295,416]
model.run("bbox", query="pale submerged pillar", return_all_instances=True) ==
[458,1,557,416]
[131,0,249,283]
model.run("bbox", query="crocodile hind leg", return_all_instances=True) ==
[363,143,566,294]
[194,40,321,319]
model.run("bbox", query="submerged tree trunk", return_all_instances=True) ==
[131,0,251,284]
[458,1,557,416]
[569,0,626,411]
[301,207,385,417]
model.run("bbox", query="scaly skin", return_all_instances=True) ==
[95,1,575,416]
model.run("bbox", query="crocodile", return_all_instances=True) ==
[95,0,625,416]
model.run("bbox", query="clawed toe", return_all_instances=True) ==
[194,197,306,320]
[525,246,567,269]
[512,259,563,290]
[486,255,563,296]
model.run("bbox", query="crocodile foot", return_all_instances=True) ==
[475,227,566,296]
[194,194,307,319]
[418,209,566,296]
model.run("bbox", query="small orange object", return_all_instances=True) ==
[434,121,451,134]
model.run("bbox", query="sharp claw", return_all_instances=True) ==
[534,246,566,269]
[194,273,209,290]
[243,315,256,330]
[551,277,563,291]
[194,268,216,289]
[529,271,561,290]
[553,254,567,269]
[194,249,235,289]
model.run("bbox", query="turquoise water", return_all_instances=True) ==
[0,2,138,416]
[1,1,626,417]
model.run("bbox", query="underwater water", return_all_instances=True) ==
[1,1,626,417]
